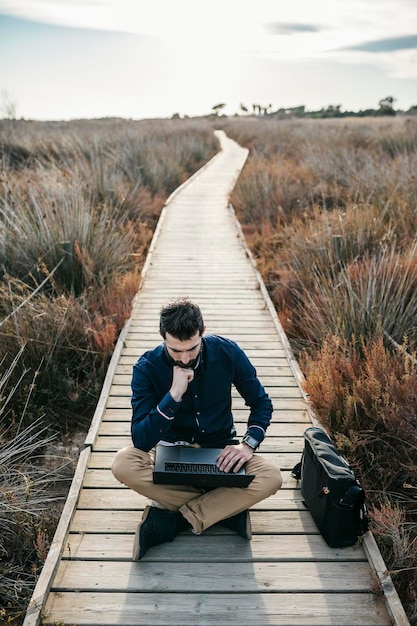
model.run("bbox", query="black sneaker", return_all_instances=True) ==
[220,510,252,540]
[132,505,190,560]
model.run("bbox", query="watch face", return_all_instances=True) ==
[244,435,258,449]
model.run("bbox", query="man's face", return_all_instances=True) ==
[163,331,203,368]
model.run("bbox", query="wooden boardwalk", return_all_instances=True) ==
[25,132,408,625]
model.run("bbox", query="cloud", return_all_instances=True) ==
[343,34,417,53]
[265,22,321,35]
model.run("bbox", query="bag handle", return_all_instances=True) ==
[340,484,364,507]
[291,461,302,480]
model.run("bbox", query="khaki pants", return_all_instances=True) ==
[111,445,282,534]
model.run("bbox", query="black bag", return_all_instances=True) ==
[291,427,369,548]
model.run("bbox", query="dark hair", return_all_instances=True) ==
[159,298,204,340]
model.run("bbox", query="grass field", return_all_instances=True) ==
[0,117,218,623]
[1,114,416,624]
[222,114,417,623]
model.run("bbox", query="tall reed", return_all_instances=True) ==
[0,116,219,623]
[0,117,218,429]
[0,348,73,621]
[223,114,417,621]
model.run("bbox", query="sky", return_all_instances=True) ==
[0,0,416,121]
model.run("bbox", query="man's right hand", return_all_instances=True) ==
[170,366,194,402]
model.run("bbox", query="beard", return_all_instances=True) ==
[163,346,202,370]
[174,357,200,369]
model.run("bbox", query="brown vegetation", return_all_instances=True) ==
[2,113,417,623]
[222,115,417,623]
[0,117,218,622]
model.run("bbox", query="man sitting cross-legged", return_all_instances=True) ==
[111,298,282,560]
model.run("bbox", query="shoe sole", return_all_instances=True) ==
[219,510,252,540]
[132,505,152,561]
[245,511,252,541]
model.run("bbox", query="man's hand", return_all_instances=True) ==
[217,443,253,473]
[170,366,194,402]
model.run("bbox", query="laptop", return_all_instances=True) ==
[153,445,255,488]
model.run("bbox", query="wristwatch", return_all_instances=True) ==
[242,434,259,450]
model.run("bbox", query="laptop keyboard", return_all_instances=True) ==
[165,462,226,475]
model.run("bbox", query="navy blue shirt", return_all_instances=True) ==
[131,334,273,452]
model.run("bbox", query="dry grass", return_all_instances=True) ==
[301,334,417,620]
[0,116,218,622]
[3,113,417,622]
[0,348,76,623]
[0,117,218,430]
[223,114,417,622]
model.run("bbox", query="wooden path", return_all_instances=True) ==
[25,131,408,625]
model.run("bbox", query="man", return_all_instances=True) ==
[112,298,282,560]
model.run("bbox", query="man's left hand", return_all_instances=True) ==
[216,443,253,473]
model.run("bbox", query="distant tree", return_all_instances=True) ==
[251,104,273,116]
[327,104,342,116]
[376,96,396,116]
[292,105,306,117]
[240,103,248,114]
[258,104,270,115]
[273,107,287,119]
[211,103,226,115]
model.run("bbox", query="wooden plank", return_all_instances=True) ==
[132,308,277,314]
[116,360,297,376]
[128,331,273,340]
[81,472,299,492]
[130,299,269,308]
[52,560,374,592]
[82,468,301,490]
[132,298,268,304]
[104,396,308,411]
[71,508,318,532]
[62,532,366,562]
[124,342,287,359]
[110,373,300,388]
[100,407,312,424]
[92,435,304,453]
[44,591,392,626]
[107,384,303,399]
[70,509,321,536]
[131,296,268,305]
[76,488,306,510]
[119,353,288,372]
[94,422,308,438]
[127,314,278,324]
[88,450,304,471]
